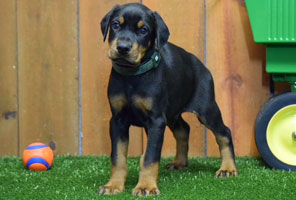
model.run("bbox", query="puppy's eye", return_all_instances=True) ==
[112,21,120,30]
[139,27,148,35]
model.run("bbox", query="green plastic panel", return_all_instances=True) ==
[246,0,296,44]
[267,46,296,73]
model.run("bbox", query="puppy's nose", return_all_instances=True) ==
[117,42,132,55]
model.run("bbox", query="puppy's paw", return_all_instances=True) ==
[166,160,188,170]
[132,186,160,197]
[97,185,124,195]
[216,167,238,178]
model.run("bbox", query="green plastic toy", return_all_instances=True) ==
[246,0,296,171]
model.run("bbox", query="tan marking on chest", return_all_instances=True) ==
[109,94,127,113]
[133,96,153,114]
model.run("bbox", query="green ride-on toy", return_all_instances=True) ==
[246,0,296,171]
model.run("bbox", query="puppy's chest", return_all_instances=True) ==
[109,94,153,118]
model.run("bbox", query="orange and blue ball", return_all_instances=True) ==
[22,142,54,171]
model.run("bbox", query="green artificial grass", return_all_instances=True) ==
[0,156,296,200]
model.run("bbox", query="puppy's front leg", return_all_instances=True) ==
[132,119,165,197]
[98,117,129,195]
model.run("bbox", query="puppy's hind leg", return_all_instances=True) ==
[166,116,190,170]
[196,102,238,178]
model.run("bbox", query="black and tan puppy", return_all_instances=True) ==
[98,3,238,196]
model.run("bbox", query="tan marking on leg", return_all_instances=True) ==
[137,20,145,28]
[98,141,128,195]
[118,16,125,25]
[109,94,127,113]
[132,96,153,115]
[216,136,238,177]
[167,129,189,169]
[132,156,160,196]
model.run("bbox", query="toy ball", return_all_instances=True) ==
[23,142,54,171]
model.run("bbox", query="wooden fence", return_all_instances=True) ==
[0,0,280,157]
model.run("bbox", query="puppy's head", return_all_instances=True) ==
[101,3,170,67]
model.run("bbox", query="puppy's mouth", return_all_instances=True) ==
[112,58,138,67]
[108,39,147,68]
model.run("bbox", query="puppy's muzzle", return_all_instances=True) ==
[117,41,132,55]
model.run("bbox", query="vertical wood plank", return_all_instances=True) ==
[81,0,143,156]
[0,0,18,156]
[18,0,79,155]
[206,0,269,156]
[143,0,206,156]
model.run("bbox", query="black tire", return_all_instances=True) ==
[255,92,296,171]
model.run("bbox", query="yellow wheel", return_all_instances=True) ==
[256,92,296,171]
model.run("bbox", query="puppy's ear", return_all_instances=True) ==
[153,12,170,50]
[100,5,120,42]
